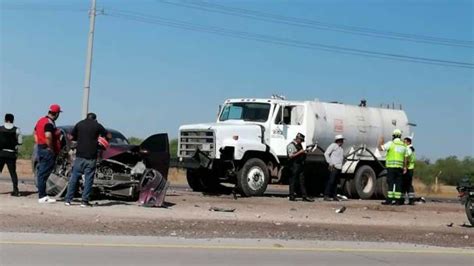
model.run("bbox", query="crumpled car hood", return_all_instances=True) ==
[102,144,139,160]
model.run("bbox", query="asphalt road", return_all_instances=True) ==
[1,233,472,266]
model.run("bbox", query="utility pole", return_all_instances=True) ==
[82,0,97,118]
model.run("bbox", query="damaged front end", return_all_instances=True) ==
[46,133,170,205]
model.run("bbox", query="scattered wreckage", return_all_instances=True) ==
[33,126,170,206]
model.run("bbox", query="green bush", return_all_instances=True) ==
[18,135,35,159]
[414,156,474,186]
[170,139,178,158]
[127,137,143,145]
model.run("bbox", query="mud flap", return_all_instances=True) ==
[138,169,169,207]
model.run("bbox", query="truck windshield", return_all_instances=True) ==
[219,103,271,122]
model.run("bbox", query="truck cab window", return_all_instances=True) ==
[274,106,298,125]
[219,103,271,122]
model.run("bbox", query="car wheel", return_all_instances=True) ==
[354,165,376,199]
[237,158,269,197]
[33,162,39,188]
[466,198,474,226]
[46,173,69,197]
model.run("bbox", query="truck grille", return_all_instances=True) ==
[179,130,215,158]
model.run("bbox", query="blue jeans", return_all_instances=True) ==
[65,157,97,203]
[36,148,56,198]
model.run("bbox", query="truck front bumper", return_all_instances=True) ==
[172,150,213,169]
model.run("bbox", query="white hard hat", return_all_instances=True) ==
[335,134,344,140]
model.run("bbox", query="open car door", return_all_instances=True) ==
[140,133,170,179]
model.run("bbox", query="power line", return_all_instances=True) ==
[105,9,473,69]
[0,5,88,12]
[156,0,473,48]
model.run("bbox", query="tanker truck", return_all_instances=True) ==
[177,96,413,199]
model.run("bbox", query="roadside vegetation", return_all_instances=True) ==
[17,135,179,159]
[17,135,472,186]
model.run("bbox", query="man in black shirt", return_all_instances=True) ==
[0,114,22,196]
[287,133,314,202]
[64,113,107,207]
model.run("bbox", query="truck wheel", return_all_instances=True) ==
[375,172,388,199]
[343,178,358,199]
[237,158,270,197]
[186,169,220,193]
[186,169,206,192]
[354,165,376,199]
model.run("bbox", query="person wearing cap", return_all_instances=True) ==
[378,129,408,205]
[287,133,314,202]
[402,137,416,205]
[34,104,62,204]
[323,135,345,201]
[0,113,22,196]
[64,113,108,207]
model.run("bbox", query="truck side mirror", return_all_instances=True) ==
[217,105,222,118]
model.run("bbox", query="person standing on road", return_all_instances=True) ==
[323,135,345,201]
[0,113,22,196]
[378,129,408,205]
[287,133,314,202]
[402,137,416,205]
[64,113,108,208]
[34,104,62,204]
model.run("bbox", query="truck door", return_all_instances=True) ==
[270,104,305,157]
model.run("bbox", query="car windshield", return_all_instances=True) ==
[219,103,271,122]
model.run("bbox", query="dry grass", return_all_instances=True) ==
[1,159,33,177]
[413,178,458,198]
[167,167,187,184]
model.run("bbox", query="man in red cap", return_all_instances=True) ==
[34,104,62,204]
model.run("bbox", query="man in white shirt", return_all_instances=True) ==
[0,113,22,196]
[324,135,345,201]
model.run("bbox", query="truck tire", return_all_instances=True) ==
[186,169,220,193]
[343,178,358,199]
[237,158,270,197]
[186,169,206,192]
[375,174,388,199]
[354,165,376,199]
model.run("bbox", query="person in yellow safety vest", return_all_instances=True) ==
[402,136,416,205]
[378,129,408,205]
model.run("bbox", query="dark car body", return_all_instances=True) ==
[32,126,170,199]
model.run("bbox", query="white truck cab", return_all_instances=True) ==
[178,96,412,198]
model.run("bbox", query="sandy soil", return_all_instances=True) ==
[0,181,472,248]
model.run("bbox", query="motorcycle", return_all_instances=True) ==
[456,178,474,226]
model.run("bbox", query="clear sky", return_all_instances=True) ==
[1,0,473,160]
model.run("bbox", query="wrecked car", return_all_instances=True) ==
[32,126,170,200]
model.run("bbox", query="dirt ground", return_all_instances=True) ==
[0,181,472,248]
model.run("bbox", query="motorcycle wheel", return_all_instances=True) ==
[466,198,474,226]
